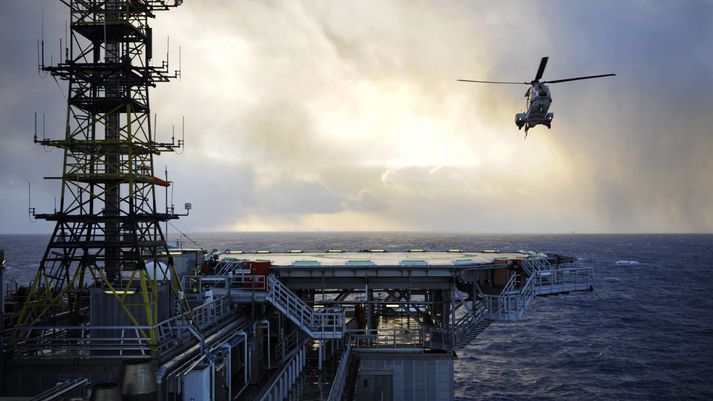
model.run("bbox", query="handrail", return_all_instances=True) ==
[5,295,234,359]
[348,328,425,349]
[533,266,592,295]
[502,271,519,293]
[183,273,344,339]
[275,329,299,363]
[480,273,536,321]
[327,342,352,401]
[479,263,592,321]
[257,342,307,401]
[29,378,89,401]
[213,260,246,276]
[265,274,344,339]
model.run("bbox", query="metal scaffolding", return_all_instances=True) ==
[13,0,186,347]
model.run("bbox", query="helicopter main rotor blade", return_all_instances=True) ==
[534,57,549,82]
[543,73,616,84]
[457,79,528,85]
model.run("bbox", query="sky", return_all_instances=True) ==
[0,0,712,234]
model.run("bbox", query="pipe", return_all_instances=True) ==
[186,323,206,355]
[218,331,249,399]
[253,320,271,369]
[156,318,245,384]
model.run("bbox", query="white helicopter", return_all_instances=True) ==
[458,57,615,137]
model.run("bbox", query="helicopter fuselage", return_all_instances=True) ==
[515,83,553,131]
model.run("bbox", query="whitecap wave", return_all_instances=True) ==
[615,260,640,265]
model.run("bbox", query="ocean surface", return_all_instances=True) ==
[1,233,712,400]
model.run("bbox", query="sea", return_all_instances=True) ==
[1,232,712,401]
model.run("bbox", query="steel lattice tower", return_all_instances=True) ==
[15,0,186,343]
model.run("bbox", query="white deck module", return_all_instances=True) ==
[220,251,530,268]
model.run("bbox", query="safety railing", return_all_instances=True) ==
[501,270,520,294]
[275,329,300,363]
[327,342,352,401]
[424,326,452,350]
[182,273,267,296]
[475,261,593,322]
[182,273,344,339]
[452,300,493,349]
[7,325,153,359]
[265,275,345,339]
[521,257,552,276]
[348,327,426,349]
[257,343,307,401]
[534,266,593,295]
[213,260,246,276]
[480,274,537,321]
[29,378,89,401]
[5,295,234,359]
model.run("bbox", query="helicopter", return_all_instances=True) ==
[458,57,615,137]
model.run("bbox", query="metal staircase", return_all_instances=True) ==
[477,273,537,322]
[475,257,592,321]
[184,273,345,339]
[454,312,493,349]
[521,257,552,276]
[264,275,345,340]
[522,257,593,295]
[450,287,493,349]
[214,259,244,276]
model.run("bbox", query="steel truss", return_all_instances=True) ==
[12,0,186,349]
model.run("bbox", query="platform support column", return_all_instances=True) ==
[366,283,374,330]
[318,341,323,370]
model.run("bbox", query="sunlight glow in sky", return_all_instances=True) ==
[0,0,711,233]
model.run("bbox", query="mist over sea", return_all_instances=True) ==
[1,233,712,400]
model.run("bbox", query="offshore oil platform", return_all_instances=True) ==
[0,1,594,400]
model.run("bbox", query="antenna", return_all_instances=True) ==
[28,182,36,221]
[164,166,170,237]
[34,113,38,142]
[170,169,175,213]
[36,40,40,75]
[64,20,68,62]
[174,116,185,154]
[166,36,170,70]
[39,6,46,73]
[178,45,182,79]
[164,166,170,213]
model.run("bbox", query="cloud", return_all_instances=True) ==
[0,0,712,234]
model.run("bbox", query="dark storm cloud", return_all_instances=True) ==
[533,1,713,231]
